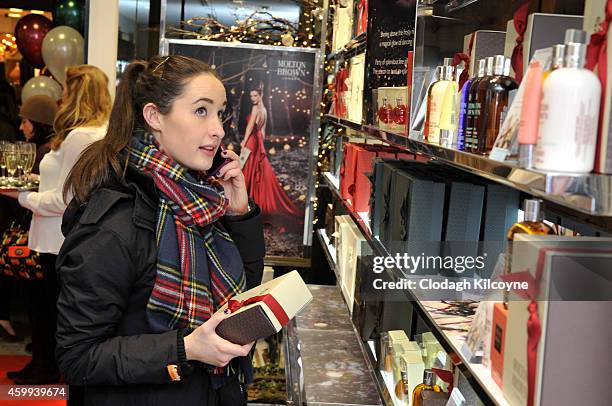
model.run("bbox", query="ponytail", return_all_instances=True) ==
[64,56,218,204]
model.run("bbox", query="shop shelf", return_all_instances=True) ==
[320,171,510,406]
[324,115,612,231]
[327,32,367,61]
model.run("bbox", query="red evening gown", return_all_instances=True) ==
[242,115,303,231]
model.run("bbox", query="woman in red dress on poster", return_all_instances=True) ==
[240,86,303,230]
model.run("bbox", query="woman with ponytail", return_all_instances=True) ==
[56,56,265,405]
[1,65,111,385]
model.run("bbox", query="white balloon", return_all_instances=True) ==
[21,76,62,103]
[41,25,84,84]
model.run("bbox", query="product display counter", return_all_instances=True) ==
[284,284,382,405]
[320,171,507,406]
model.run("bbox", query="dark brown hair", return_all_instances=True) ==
[64,55,218,204]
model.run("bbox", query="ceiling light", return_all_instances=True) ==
[30,10,45,14]
[9,8,23,13]
[8,13,22,18]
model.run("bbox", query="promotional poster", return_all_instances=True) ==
[166,40,319,259]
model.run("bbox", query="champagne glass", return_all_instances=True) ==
[19,143,36,187]
[0,141,8,185]
[4,143,18,185]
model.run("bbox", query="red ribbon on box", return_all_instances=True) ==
[227,294,290,326]
[501,247,612,406]
[510,1,531,83]
[333,68,350,118]
[452,32,474,89]
[358,0,368,34]
[586,0,612,173]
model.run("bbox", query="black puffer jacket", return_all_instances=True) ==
[56,163,265,405]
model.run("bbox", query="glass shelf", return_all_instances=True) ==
[324,115,612,231]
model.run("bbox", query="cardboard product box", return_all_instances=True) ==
[504,20,519,78]
[347,53,366,124]
[376,86,409,133]
[215,271,313,345]
[490,303,507,388]
[332,0,354,52]
[340,143,358,205]
[340,218,366,314]
[583,0,612,173]
[352,255,384,341]
[334,215,354,283]
[388,167,446,260]
[463,31,507,77]
[353,145,396,214]
[523,14,584,77]
[503,235,612,406]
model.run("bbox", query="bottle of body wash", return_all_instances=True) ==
[459,59,485,151]
[425,65,455,144]
[535,41,601,173]
[477,55,518,154]
[465,57,493,152]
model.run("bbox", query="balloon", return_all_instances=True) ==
[41,26,84,84]
[14,14,53,68]
[53,0,85,34]
[21,76,62,103]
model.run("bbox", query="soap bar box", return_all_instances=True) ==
[215,271,313,345]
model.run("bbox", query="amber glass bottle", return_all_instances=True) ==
[465,57,493,152]
[504,199,556,303]
[412,369,441,406]
[478,56,518,153]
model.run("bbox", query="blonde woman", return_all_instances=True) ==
[0,65,111,384]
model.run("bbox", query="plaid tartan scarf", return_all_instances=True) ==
[126,133,247,334]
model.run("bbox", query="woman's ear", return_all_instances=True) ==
[142,102,162,132]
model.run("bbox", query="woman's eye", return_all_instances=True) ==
[195,107,207,117]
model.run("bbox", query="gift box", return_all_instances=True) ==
[503,235,612,406]
[332,0,354,52]
[376,86,409,133]
[584,0,612,173]
[347,53,366,124]
[334,214,354,284]
[340,217,366,313]
[463,30,506,77]
[215,271,313,345]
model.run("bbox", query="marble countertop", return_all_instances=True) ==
[286,284,382,406]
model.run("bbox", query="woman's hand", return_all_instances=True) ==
[183,311,255,366]
[216,149,249,216]
[0,191,20,200]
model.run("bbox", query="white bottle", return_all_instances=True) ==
[535,42,601,173]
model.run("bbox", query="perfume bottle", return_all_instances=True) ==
[465,57,493,152]
[505,199,555,283]
[378,97,393,125]
[393,97,408,126]
[476,55,518,154]
[394,357,410,403]
[412,369,441,406]
[425,65,455,144]
[535,41,601,173]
